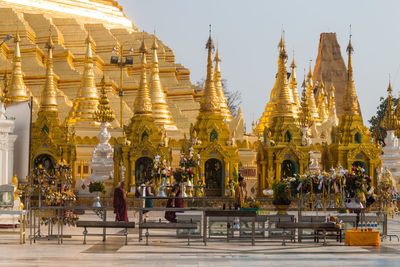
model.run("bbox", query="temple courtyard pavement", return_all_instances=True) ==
[1,211,400,266]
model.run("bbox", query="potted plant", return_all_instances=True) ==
[89,181,106,207]
[272,180,292,214]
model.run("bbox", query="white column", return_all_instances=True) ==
[8,135,17,184]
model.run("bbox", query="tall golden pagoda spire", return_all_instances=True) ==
[299,76,312,127]
[328,81,337,118]
[7,33,29,103]
[382,79,398,130]
[95,76,115,123]
[342,35,360,116]
[214,47,232,121]
[290,52,301,110]
[200,26,220,113]
[306,64,319,121]
[317,80,329,122]
[39,35,58,115]
[133,37,152,115]
[67,35,99,125]
[149,34,177,129]
[274,34,296,117]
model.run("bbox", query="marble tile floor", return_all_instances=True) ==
[0,211,400,267]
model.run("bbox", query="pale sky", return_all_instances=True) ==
[119,0,400,130]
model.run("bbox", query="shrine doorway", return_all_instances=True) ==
[33,154,56,174]
[205,158,224,197]
[135,157,153,185]
[281,159,298,179]
[352,161,368,175]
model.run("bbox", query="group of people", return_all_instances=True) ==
[113,175,248,222]
[113,181,186,223]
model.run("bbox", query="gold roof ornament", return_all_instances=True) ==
[39,35,58,113]
[1,72,10,104]
[317,80,329,122]
[200,25,220,113]
[95,76,115,123]
[274,33,296,117]
[289,52,301,110]
[382,79,398,131]
[214,47,232,121]
[66,35,99,125]
[342,35,360,116]
[306,63,319,121]
[7,32,29,103]
[299,75,312,127]
[133,36,152,115]
[328,81,337,118]
[149,33,177,129]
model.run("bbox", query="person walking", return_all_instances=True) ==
[113,181,128,222]
[143,180,154,218]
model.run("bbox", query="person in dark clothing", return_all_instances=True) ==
[143,180,154,218]
[165,184,184,223]
[113,181,128,222]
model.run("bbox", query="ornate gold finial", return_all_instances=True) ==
[133,37,152,115]
[274,32,295,116]
[278,29,285,50]
[328,81,337,117]
[149,32,177,128]
[7,32,29,103]
[342,28,360,116]
[317,80,329,122]
[299,74,312,127]
[307,60,313,87]
[206,24,215,51]
[305,61,319,121]
[200,26,220,113]
[214,47,232,121]
[39,34,58,113]
[289,50,301,110]
[383,78,398,131]
[1,72,9,104]
[95,76,115,123]
[66,35,99,125]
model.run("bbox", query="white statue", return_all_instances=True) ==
[88,122,114,182]
[309,151,321,172]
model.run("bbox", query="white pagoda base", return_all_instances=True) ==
[0,101,17,186]
[382,130,400,189]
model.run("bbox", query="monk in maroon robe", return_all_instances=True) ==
[165,184,184,223]
[113,181,128,222]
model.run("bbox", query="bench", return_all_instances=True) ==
[267,214,296,242]
[0,210,26,244]
[203,210,257,246]
[139,221,197,245]
[76,221,135,245]
[277,222,341,246]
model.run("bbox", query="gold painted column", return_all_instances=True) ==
[225,161,230,196]
[261,161,266,190]
[275,161,281,182]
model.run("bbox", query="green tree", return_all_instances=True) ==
[368,96,399,146]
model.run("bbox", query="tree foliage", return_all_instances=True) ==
[195,78,242,118]
[368,96,399,146]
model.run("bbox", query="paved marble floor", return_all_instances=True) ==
[1,211,400,266]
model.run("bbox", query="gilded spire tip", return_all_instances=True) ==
[206,24,214,50]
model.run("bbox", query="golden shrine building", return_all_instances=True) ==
[0,0,385,197]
